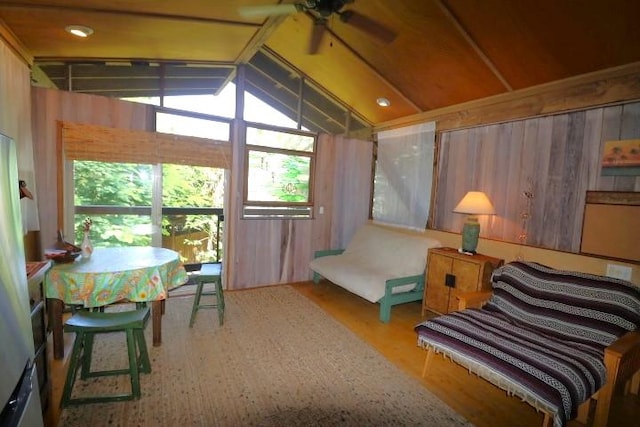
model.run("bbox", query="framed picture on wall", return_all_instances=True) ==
[601,139,640,176]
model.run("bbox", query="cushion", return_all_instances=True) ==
[342,224,441,277]
[309,254,417,303]
[486,261,640,347]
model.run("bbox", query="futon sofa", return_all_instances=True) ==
[309,223,441,323]
[415,261,640,427]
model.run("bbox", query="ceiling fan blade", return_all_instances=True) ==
[238,4,298,18]
[308,19,327,54]
[340,10,397,43]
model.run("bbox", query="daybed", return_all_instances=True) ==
[415,261,640,427]
[309,223,441,323]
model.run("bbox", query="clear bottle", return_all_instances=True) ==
[81,231,93,259]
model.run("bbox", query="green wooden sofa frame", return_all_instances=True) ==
[312,249,425,323]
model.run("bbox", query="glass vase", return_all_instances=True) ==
[81,231,93,259]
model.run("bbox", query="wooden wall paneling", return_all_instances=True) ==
[537,114,568,249]
[619,102,640,191]
[500,120,526,242]
[432,132,448,228]
[527,116,553,248]
[230,134,372,289]
[375,62,640,134]
[433,101,640,254]
[597,105,624,191]
[584,108,605,190]
[517,118,540,246]
[475,124,502,239]
[557,111,587,251]
[435,130,454,228]
[290,220,313,282]
[310,133,335,257]
[439,129,465,232]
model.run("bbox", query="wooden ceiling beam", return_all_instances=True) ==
[375,62,640,133]
[0,17,32,65]
[436,0,512,92]
[236,14,289,64]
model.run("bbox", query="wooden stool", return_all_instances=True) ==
[60,307,151,407]
[189,263,224,327]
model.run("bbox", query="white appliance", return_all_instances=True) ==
[0,133,43,426]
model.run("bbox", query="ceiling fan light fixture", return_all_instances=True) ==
[376,97,391,107]
[65,25,94,38]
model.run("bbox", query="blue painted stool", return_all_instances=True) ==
[189,263,224,327]
[60,307,151,406]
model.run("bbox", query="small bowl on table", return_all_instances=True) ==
[44,249,81,264]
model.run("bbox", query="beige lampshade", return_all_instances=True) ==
[453,191,496,215]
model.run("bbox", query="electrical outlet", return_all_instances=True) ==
[606,264,632,281]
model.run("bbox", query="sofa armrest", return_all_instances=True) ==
[314,249,345,258]
[593,330,640,427]
[384,273,425,295]
[311,249,345,284]
[457,291,493,310]
[378,273,425,323]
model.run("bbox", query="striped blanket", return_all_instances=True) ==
[415,262,640,427]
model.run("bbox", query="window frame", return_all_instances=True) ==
[243,122,317,219]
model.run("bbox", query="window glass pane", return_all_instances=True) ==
[162,164,224,263]
[74,161,152,207]
[163,89,235,118]
[75,214,152,247]
[162,214,223,263]
[246,126,314,152]
[74,160,153,246]
[247,150,310,203]
[156,112,230,141]
[163,164,223,207]
[244,91,298,129]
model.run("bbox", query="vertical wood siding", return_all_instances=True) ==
[229,135,373,289]
[31,88,153,254]
[434,101,640,253]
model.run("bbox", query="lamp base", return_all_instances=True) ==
[460,218,480,254]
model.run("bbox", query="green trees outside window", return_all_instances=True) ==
[73,160,224,263]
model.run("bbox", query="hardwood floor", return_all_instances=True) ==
[45,281,638,426]
[292,280,640,427]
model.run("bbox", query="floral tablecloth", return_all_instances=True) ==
[45,246,187,307]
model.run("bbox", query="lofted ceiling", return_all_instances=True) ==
[1,0,640,130]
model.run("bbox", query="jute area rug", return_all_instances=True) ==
[60,286,473,427]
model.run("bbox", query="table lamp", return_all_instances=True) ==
[453,191,496,254]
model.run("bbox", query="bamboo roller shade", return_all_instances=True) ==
[61,121,231,169]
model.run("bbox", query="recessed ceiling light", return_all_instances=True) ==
[376,97,391,107]
[65,25,94,38]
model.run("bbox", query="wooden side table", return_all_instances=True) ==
[422,247,504,315]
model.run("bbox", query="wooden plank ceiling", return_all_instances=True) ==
[1,0,639,128]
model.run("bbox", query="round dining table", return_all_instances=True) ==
[45,246,188,360]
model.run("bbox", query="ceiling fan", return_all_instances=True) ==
[239,0,397,54]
